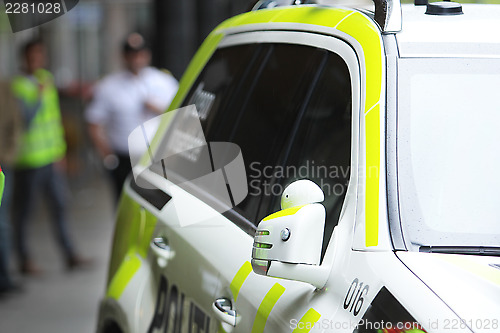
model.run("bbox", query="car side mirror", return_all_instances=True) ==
[251,179,330,289]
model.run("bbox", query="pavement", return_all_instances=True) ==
[0,172,116,333]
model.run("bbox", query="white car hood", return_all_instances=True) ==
[396,252,500,333]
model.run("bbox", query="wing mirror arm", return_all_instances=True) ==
[268,261,330,289]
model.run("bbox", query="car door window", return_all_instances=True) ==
[183,43,262,134]
[212,44,327,225]
[162,41,352,238]
[258,51,352,258]
[169,43,328,228]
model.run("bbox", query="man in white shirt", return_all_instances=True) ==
[86,33,178,199]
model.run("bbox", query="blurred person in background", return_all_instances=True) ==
[86,32,178,199]
[11,39,90,275]
[0,77,22,294]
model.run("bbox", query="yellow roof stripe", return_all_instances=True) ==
[271,6,353,25]
[215,6,354,32]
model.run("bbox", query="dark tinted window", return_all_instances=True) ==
[211,45,327,224]
[166,42,353,236]
[184,44,262,135]
[179,44,331,226]
[257,53,352,256]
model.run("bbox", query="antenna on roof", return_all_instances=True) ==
[250,0,402,33]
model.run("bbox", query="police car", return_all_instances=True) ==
[97,0,500,332]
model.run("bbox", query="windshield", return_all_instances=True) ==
[397,58,500,250]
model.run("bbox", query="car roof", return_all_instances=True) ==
[222,2,500,58]
[396,4,500,58]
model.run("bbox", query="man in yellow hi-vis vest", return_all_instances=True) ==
[11,39,89,275]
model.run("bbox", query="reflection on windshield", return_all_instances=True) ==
[398,58,500,249]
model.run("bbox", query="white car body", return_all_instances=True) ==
[97,2,500,333]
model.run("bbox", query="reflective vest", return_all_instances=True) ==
[11,69,66,168]
[0,165,4,207]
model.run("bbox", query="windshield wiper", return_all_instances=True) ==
[419,246,500,256]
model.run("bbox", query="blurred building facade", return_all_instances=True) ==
[0,0,250,84]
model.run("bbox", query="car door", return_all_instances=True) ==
[138,30,361,333]
[133,42,263,333]
[206,32,362,332]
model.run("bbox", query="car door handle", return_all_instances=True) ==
[212,298,240,327]
[150,237,175,266]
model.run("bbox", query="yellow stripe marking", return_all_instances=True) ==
[336,12,384,247]
[251,283,286,333]
[106,253,141,300]
[292,308,322,333]
[215,6,354,32]
[333,11,356,29]
[262,205,305,221]
[365,102,379,115]
[365,105,381,247]
[336,12,383,114]
[230,261,253,301]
